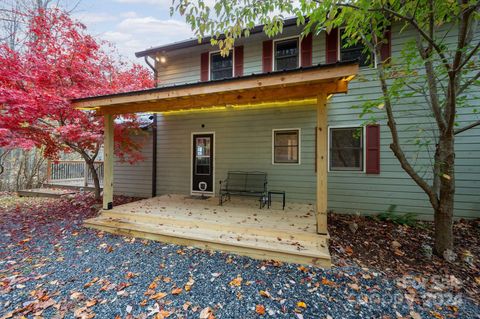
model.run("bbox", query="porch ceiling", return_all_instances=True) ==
[72,62,358,115]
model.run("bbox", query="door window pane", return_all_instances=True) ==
[273,130,299,164]
[195,137,211,175]
[210,51,233,80]
[275,39,299,71]
[329,127,363,171]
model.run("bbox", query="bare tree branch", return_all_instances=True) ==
[455,41,480,72]
[457,70,480,95]
[454,120,480,135]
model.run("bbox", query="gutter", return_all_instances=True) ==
[135,17,303,58]
[151,115,157,197]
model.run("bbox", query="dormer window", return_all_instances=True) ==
[274,38,299,71]
[339,28,372,67]
[210,51,233,80]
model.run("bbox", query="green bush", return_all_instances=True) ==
[375,205,418,227]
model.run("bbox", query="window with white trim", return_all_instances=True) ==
[273,129,300,164]
[210,51,233,80]
[339,28,372,67]
[329,127,364,171]
[274,38,299,71]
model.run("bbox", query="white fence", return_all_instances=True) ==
[47,160,103,187]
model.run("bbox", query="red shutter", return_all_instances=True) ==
[262,40,273,73]
[380,27,392,63]
[200,52,209,81]
[366,124,380,174]
[301,33,313,67]
[234,46,244,77]
[325,27,339,64]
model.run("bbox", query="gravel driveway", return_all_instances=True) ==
[0,194,478,318]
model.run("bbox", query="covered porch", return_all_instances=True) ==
[72,62,358,266]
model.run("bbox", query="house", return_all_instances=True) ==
[73,18,480,266]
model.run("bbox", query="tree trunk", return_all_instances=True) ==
[86,160,101,201]
[434,135,455,255]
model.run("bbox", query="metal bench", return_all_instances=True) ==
[219,171,268,208]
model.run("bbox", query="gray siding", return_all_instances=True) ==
[156,104,317,202]
[115,23,480,219]
[114,131,153,198]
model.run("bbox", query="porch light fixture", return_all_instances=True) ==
[156,55,167,64]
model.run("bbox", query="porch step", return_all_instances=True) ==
[85,216,331,267]
[18,188,77,198]
[100,209,327,245]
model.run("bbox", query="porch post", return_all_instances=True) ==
[103,113,114,210]
[316,93,328,234]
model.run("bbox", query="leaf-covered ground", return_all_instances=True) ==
[329,213,480,303]
[0,193,479,318]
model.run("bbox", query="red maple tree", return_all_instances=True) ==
[0,8,154,199]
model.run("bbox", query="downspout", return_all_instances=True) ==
[144,55,158,197]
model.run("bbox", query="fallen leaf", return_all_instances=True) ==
[348,283,360,291]
[184,277,195,291]
[297,266,308,273]
[321,278,335,286]
[255,305,266,315]
[199,307,212,319]
[345,246,354,256]
[148,282,157,290]
[149,292,167,300]
[229,276,242,287]
[297,301,307,309]
[125,272,137,279]
[430,311,444,319]
[259,290,271,298]
[155,310,171,319]
[171,288,182,295]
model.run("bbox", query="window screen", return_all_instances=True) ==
[273,129,299,164]
[274,39,299,71]
[329,127,363,171]
[210,51,233,80]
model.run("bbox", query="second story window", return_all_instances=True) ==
[210,51,233,80]
[339,28,372,67]
[274,38,299,71]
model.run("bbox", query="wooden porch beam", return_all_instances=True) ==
[97,81,347,115]
[103,114,114,210]
[316,93,328,234]
[73,63,358,110]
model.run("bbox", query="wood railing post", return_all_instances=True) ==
[316,93,328,234]
[103,114,114,209]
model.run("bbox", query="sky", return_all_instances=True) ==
[73,0,196,64]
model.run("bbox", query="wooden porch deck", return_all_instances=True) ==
[85,194,331,267]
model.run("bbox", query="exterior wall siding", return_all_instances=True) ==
[114,23,480,219]
[156,104,318,202]
[113,130,153,198]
